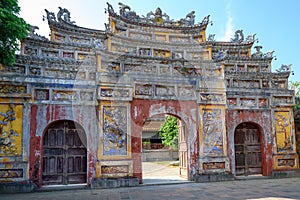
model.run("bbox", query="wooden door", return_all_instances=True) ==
[178,120,188,178]
[42,121,87,185]
[234,123,262,176]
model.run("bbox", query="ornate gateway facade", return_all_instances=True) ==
[0,2,298,191]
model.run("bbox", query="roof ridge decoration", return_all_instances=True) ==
[44,7,76,25]
[105,2,210,27]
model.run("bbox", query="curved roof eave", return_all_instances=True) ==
[48,19,107,37]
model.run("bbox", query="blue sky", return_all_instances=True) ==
[18,0,300,82]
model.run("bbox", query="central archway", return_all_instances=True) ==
[141,114,188,182]
[42,120,87,185]
[131,99,198,182]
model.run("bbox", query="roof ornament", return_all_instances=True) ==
[145,9,172,24]
[245,33,256,43]
[263,50,275,59]
[231,30,244,43]
[28,25,49,41]
[118,2,138,20]
[276,64,292,73]
[105,2,115,14]
[207,34,216,42]
[43,9,56,22]
[252,46,263,58]
[177,11,195,26]
[57,7,75,24]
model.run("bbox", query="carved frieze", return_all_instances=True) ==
[200,93,225,103]
[227,98,237,106]
[41,50,58,58]
[178,87,195,99]
[277,159,295,167]
[54,34,65,42]
[101,165,129,174]
[155,85,175,97]
[7,65,25,74]
[135,84,152,96]
[100,88,130,99]
[240,98,256,108]
[0,85,26,94]
[52,90,78,101]
[29,66,42,76]
[258,98,268,108]
[34,89,49,100]
[129,32,152,40]
[62,52,74,59]
[24,46,38,56]
[0,169,23,178]
[203,162,225,170]
[80,91,94,101]
[273,96,292,105]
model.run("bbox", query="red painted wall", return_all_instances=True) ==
[226,110,273,176]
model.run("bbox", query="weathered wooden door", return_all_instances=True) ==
[234,123,262,176]
[178,120,188,178]
[42,121,87,185]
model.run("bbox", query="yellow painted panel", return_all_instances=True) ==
[199,105,227,157]
[275,111,292,152]
[98,102,131,160]
[0,104,23,156]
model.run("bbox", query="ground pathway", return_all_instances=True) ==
[1,162,300,199]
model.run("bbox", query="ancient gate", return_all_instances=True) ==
[42,120,87,185]
[234,123,262,176]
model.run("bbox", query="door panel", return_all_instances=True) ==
[178,121,188,178]
[42,121,87,185]
[234,123,262,176]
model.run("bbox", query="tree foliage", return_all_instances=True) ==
[0,0,30,66]
[289,81,300,109]
[159,115,178,149]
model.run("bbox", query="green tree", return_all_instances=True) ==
[159,115,178,150]
[289,81,300,109]
[0,0,30,66]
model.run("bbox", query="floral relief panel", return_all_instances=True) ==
[202,109,224,156]
[275,111,293,152]
[102,105,128,156]
[0,104,23,156]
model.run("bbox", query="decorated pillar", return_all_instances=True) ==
[96,101,133,179]
[0,85,31,184]
[273,108,299,170]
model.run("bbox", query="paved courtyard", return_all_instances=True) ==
[1,177,300,200]
[1,162,300,199]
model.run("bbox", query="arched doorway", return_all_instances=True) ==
[142,114,188,181]
[234,122,262,176]
[42,120,87,185]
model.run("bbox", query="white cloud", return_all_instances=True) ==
[219,0,234,41]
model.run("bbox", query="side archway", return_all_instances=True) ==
[42,120,87,185]
[234,122,262,176]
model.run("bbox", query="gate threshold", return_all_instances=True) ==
[235,174,270,180]
[37,183,88,192]
[142,178,192,186]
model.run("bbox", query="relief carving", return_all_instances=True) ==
[202,109,223,155]
[103,106,127,156]
[275,112,293,152]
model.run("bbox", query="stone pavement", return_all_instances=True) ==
[1,177,300,200]
[1,162,300,199]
